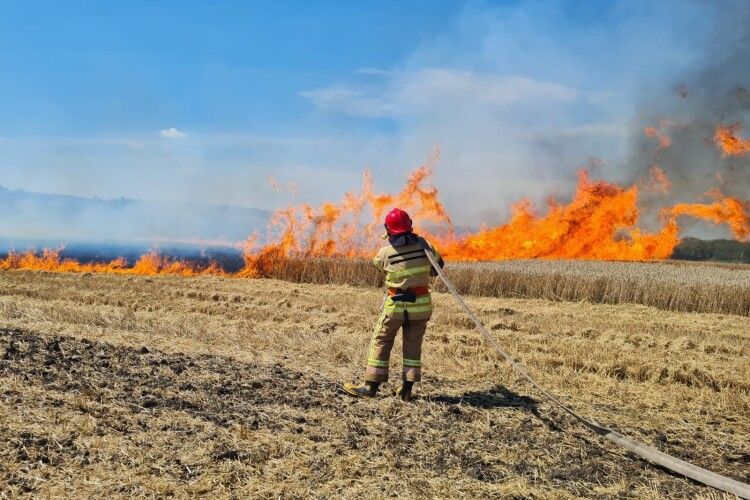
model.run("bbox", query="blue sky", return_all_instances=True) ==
[0,0,723,225]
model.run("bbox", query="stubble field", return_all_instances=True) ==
[0,265,748,498]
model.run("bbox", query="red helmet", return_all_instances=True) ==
[384,208,413,235]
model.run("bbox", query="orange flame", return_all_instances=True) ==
[243,151,451,268]
[667,195,750,241]
[644,120,672,149]
[713,123,750,157]
[0,249,226,276]
[2,129,749,276]
[643,165,671,194]
[241,160,747,269]
[437,171,680,261]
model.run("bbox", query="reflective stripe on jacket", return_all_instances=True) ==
[372,235,442,320]
[382,294,433,321]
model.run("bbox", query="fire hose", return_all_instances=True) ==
[420,247,750,498]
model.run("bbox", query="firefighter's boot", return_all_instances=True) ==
[343,381,380,398]
[396,381,414,402]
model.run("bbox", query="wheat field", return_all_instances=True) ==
[258,258,750,316]
[0,268,748,498]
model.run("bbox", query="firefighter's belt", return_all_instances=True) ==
[387,286,429,302]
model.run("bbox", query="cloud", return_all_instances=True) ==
[299,85,395,118]
[355,66,392,76]
[127,141,145,149]
[400,70,577,107]
[301,69,577,118]
[159,127,187,139]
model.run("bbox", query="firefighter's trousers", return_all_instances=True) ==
[364,295,432,383]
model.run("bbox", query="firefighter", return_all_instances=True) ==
[343,208,444,401]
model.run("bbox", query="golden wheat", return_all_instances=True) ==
[256,258,750,316]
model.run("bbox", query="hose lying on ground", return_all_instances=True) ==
[421,247,750,499]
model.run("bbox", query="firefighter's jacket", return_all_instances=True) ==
[372,233,444,321]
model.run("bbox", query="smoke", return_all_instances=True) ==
[2,0,747,245]
[0,186,268,247]
[627,0,750,233]
[299,1,732,230]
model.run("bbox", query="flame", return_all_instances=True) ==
[0,249,226,276]
[643,165,671,194]
[714,123,750,157]
[644,120,672,149]
[668,195,750,241]
[242,151,451,270]
[437,171,680,261]
[2,125,749,276]
[240,160,747,269]
[2,163,748,276]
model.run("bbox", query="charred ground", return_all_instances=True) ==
[1,328,744,499]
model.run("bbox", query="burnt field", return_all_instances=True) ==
[0,270,748,497]
[0,329,650,497]
[1,328,748,498]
